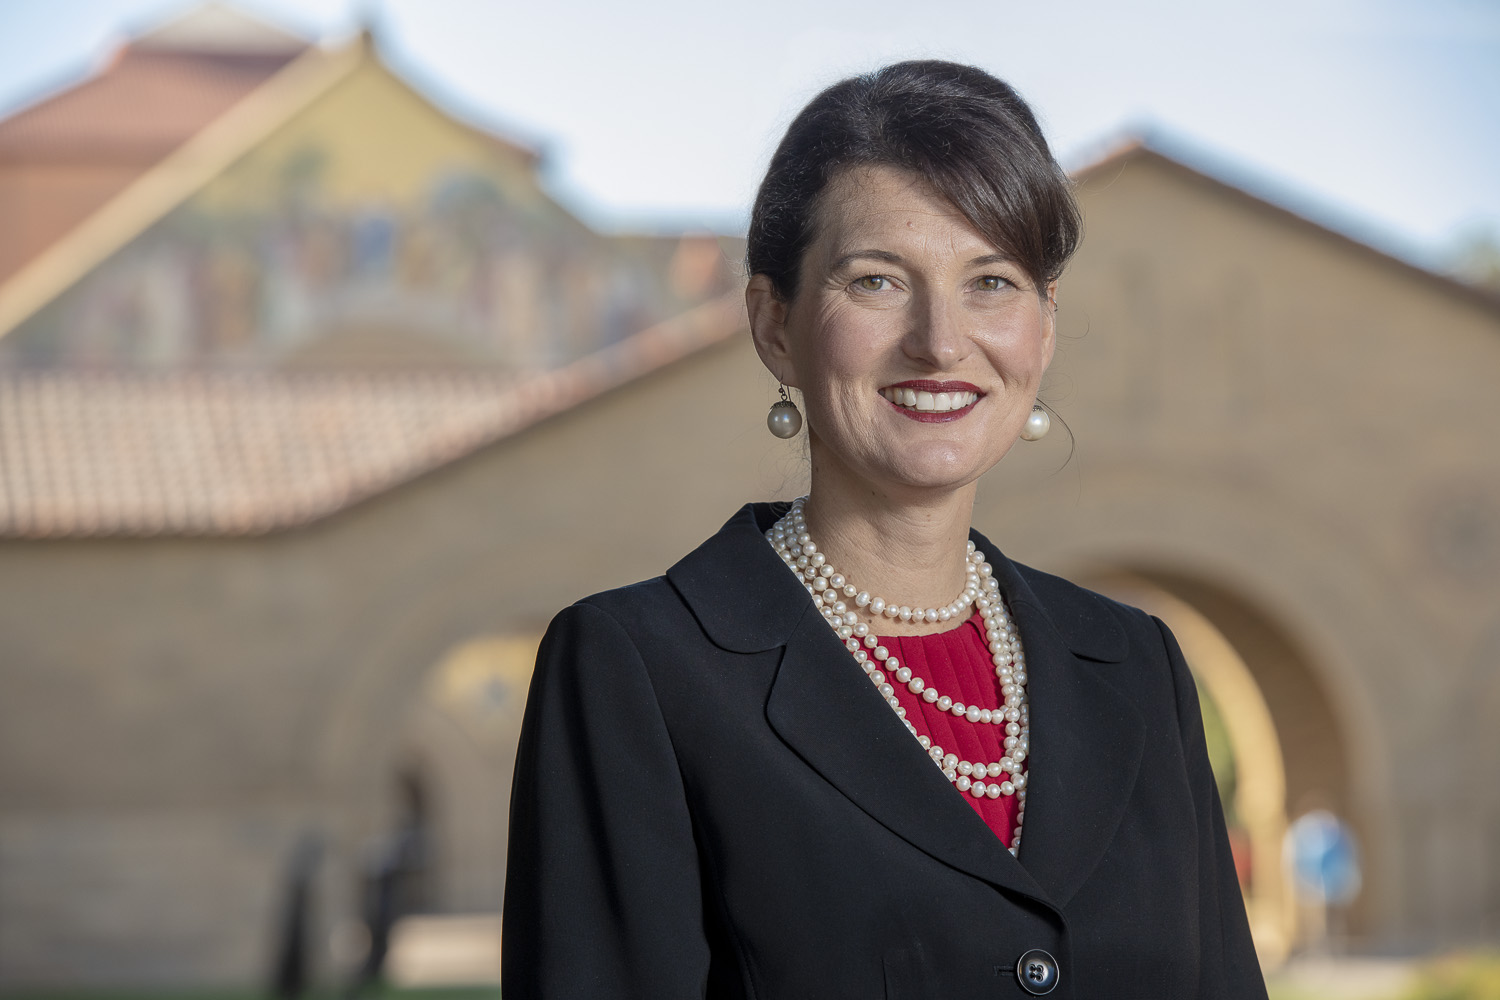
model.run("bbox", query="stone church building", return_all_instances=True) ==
[1,3,1497,990]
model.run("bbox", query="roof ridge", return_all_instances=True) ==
[1069,133,1500,317]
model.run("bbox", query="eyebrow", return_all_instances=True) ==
[828,249,905,272]
[827,249,1019,272]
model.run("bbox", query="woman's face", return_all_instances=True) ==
[749,165,1057,499]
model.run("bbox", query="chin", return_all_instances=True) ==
[881,456,990,494]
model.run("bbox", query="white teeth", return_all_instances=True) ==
[880,388,979,413]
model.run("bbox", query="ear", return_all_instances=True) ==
[1040,280,1059,370]
[746,274,799,388]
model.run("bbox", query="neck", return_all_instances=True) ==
[799,448,979,622]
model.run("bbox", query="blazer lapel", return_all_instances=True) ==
[986,548,1147,910]
[765,605,1053,906]
[671,504,1146,913]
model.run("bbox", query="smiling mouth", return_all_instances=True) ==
[879,383,982,414]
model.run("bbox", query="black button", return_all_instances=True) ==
[1016,948,1059,995]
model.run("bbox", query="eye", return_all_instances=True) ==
[853,275,892,292]
[976,275,1011,291]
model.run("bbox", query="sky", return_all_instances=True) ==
[1,0,1497,271]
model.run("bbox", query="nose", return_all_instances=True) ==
[902,290,970,369]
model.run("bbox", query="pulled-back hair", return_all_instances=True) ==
[748,60,1081,301]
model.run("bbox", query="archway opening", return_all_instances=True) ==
[391,632,540,915]
[1083,569,1365,963]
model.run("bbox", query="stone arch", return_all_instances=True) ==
[303,547,552,947]
[1079,571,1296,965]
[977,469,1404,942]
[393,633,540,914]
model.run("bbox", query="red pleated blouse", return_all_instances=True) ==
[876,609,1026,849]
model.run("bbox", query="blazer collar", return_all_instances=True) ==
[669,502,1145,911]
[667,502,1131,661]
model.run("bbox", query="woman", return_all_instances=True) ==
[503,61,1267,999]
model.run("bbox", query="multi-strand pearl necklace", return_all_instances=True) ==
[767,498,1031,855]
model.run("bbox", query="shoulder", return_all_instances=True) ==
[987,550,1168,670]
[1004,559,1196,724]
[539,575,701,662]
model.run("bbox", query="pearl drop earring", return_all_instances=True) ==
[767,385,803,439]
[1020,405,1050,442]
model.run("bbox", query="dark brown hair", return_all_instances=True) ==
[748,60,1081,301]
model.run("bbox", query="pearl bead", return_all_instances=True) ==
[766,498,1029,844]
[1020,405,1050,441]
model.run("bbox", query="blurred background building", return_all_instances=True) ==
[0,2,1497,992]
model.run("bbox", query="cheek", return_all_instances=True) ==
[985,318,1051,379]
[797,309,893,387]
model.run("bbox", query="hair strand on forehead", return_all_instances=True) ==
[748,60,1081,302]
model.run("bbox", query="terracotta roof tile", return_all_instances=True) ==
[0,48,299,163]
[0,294,743,539]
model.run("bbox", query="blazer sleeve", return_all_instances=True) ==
[1155,616,1270,1000]
[502,600,710,999]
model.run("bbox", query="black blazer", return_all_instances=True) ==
[503,503,1267,999]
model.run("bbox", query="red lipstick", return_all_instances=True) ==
[880,380,984,423]
[884,379,983,394]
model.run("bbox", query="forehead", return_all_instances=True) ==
[808,165,995,262]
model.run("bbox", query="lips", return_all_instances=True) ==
[879,380,983,415]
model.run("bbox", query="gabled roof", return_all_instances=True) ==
[0,7,538,341]
[0,6,308,285]
[0,293,744,539]
[1072,134,1500,317]
[131,2,310,55]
